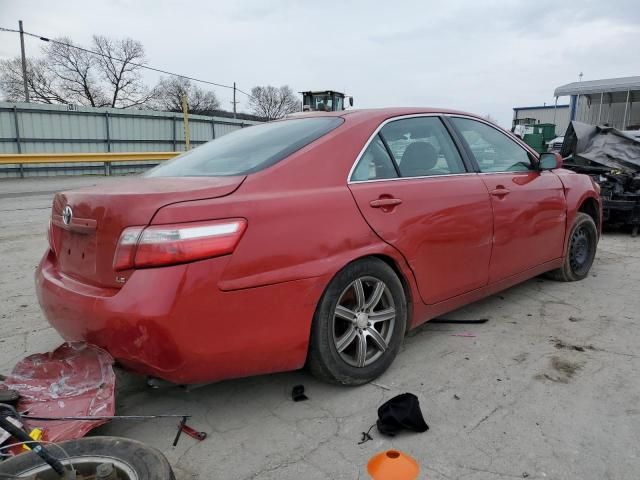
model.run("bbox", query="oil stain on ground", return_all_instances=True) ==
[535,356,584,384]
[551,337,599,352]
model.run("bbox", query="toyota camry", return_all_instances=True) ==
[36,108,601,385]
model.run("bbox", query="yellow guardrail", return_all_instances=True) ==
[0,152,180,165]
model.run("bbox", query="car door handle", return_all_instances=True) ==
[370,198,403,208]
[490,187,510,197]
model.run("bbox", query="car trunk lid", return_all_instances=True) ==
[50,176,245,287]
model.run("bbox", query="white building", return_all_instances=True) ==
[512,104,570,136]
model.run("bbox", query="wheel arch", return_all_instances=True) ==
[305,251,416,383]
[310,252,415,335]
[371,254,414,333]
[578,196,601,233]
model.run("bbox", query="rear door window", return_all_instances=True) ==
[380,117,466,177]
[351,135,399,181]
[350,116,467,182]
[147,117,343,177]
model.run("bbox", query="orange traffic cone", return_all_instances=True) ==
[367,450,420,480]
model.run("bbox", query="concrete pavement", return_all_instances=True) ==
[1,176,638,479]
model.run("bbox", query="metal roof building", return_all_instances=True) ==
[553,76,640,130]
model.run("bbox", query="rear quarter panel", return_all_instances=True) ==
[151,113,423,313]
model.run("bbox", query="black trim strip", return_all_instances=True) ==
[377,132,401,177]
[441,116,479,172]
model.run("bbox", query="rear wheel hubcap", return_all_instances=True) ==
[332,276,396,368]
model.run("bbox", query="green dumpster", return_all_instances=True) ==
[523,133,545,153]
[536,123,556,142]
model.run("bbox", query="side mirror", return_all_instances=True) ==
[538,152,563,170]
[349,97,354,107]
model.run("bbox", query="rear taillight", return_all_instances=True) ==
[112,226,145,271]
[113,219,247,271]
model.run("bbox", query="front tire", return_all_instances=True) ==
[547,212,598,282]
[307,258,407,385]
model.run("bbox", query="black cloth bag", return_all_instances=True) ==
[376,392,429,436]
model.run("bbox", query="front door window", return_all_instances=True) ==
[450,117,533,172]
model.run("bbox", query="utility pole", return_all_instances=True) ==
[231,82,238,119]
[19,20,30,103]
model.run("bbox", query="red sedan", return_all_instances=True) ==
[36,108,601,385]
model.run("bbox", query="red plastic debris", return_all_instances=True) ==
[1,343,115,443]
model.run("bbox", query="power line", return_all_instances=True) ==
[0,25,253,98]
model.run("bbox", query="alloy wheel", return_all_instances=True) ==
[331,276,396,368]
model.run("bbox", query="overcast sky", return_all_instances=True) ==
[1,0,639,126]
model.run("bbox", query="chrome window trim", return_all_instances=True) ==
[477,171,535,176]
[349,172,476,184]
[442,113,539,173]
[346,113,474,184]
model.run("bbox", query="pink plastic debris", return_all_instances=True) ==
[1,342,115,443]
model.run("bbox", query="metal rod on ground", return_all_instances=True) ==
[172,416,188,446]
[19,20,29,103]
[17,413,197,450]
[21,414,191,421]
[430,318,489,324]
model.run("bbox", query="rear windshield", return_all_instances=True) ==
[146,117,343,177]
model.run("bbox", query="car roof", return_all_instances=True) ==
[294,107,486,123]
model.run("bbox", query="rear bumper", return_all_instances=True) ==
[36,250,326,384]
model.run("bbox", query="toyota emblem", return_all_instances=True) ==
[62,206,73,225]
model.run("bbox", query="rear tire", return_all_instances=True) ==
[546,212,598,282]
[307,258,407,385]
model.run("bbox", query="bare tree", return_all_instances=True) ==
[0,57,66,103]
[92,35,155,108]
[42,37,108,106]
[248,85,300,120]
[0,35,157,108]
[152,76,220,114]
